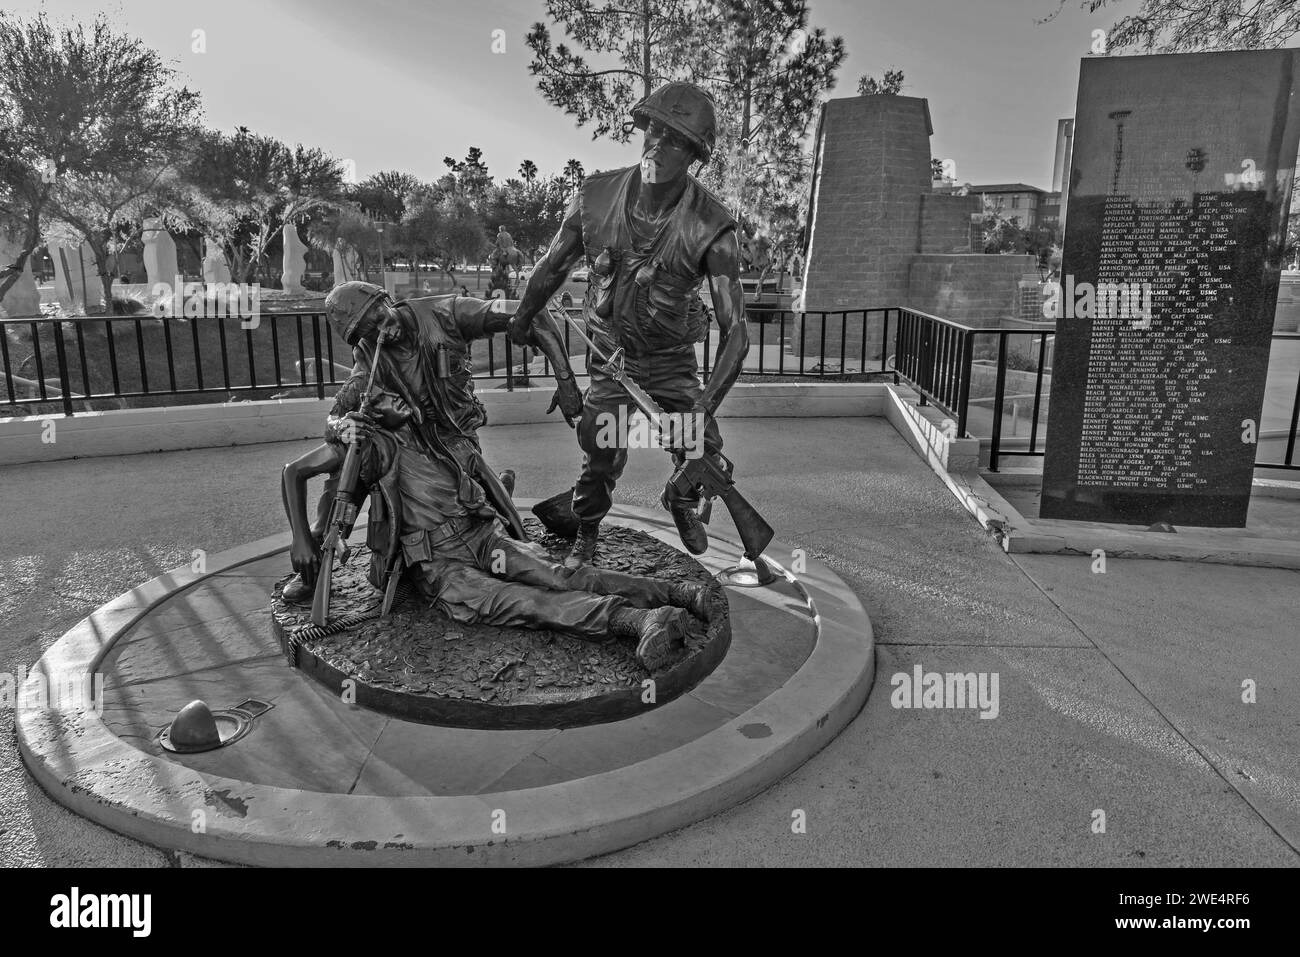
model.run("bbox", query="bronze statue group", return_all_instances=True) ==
[280,83,761,672]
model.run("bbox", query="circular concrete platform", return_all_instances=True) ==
[270,521,734,730]
[16,504,874,866]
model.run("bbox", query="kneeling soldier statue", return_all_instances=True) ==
[279,281,707,671]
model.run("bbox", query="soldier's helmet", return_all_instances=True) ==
[325,280,390,346]
[631,81,718,165]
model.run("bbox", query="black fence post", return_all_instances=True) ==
[312,315,325,400]
[1029,330,1047,454]
[51,319,75,417]
[1285,360,1300,468]
[917,317,930,406]
[957,332,974,438]
[989,334,1009,472]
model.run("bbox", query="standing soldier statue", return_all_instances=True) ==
[509,81,750,568]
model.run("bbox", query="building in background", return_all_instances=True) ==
[1051,118,1075,193]
[1047,117,1075,234]
[968,183,1047,228]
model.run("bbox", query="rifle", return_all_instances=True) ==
[311,337,385,626]
[542,297,776,581]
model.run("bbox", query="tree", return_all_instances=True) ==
[1046,1,1300,53]
[519,159,539,184]
[400,186,489,289]
[484,174,571,262]
[526,0,698,142]
[527,1,844,231]
[858,68,904,95]
[439,193,490,285]
[348,170,419,222]
[978,195,1057,257]
[0,11,201,309]
[173,127,345,284]
[563,158,586,191]
[443,146,492,204]
[305,205,381,278]
[398,183,445,278]
[693,1,846,227]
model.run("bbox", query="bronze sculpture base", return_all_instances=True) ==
[270,520,731,729]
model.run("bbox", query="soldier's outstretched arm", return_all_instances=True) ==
[700,229,750,415]
[452,295,516,340]
[508,197,587,426]
[509,197,584,360]
[281,443,347,579]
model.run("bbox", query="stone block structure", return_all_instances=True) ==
[800,94,1037,364]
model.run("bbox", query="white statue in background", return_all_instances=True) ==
[281,224,307,294]
[332,238,361,284]
[0,228,41,318]
[142,217,179,288]
[203,237,232,284]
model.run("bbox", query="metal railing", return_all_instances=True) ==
[4,305,1296,479]
[702,306,895,380]
[890,307,1300,474]
[0,305,899,415]
[0,312,348,415]
[889,308,1055,471]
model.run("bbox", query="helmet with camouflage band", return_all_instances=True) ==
[630,81,718,165]
[325,280,391,346]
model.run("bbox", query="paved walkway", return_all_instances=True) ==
[2,417,1297,866]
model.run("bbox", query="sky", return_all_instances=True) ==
[7,0,1142,188]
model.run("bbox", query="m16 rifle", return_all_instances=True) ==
[311,336,386,626]
[542,295,776,584]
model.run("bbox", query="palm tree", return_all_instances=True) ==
[563,158,585,192]
[519,159,538,184]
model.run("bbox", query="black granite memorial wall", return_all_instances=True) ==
[1040,51,1300,527]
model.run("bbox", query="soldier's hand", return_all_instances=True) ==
[546,377,583,428]
[507,312,532,347]
[377,314,403,345]
[289,535,320,579]
[340,409,379,445]
[661,400,711,456]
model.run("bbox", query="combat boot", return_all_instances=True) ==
[565,522,600,569]
[611,606,691,672]
[669,581,710,621]
[661,484,709,555]
[670,503,709,555]
[281,574,314,605]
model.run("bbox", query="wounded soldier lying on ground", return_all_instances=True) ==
[278,281,705,671]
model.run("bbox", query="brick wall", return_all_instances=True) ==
[920,193,980,253]
[803,95,934,312]
[905,254,1035,325]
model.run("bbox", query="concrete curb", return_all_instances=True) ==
[0,382,891,466]
[966,472,1300,568]
[16,505,875,866]
[882,386,1300,568]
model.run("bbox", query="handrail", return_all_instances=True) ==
[3,306,1296,476]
